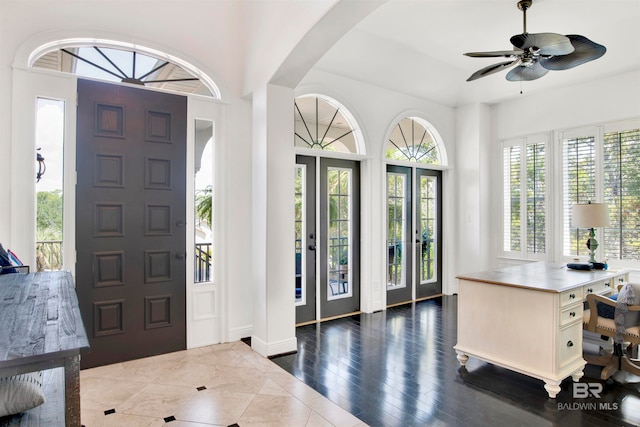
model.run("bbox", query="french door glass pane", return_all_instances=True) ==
[295,165,305,304]
[327,168,351,299]
[420,175,436,283]
[387,173,406,289]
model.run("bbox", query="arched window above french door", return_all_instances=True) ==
[30,41,220,98]
[294,95,364,154]
[386,117,447,166]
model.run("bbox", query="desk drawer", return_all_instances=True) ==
[560,288,583,307]
[560,304,582,327]
[612,273,627,292]
[583,280,612,297]
[559,324,582,368]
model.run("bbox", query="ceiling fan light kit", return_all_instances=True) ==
[464,0,606,82]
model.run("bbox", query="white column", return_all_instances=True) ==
[455,103,493,281]
[251,84,297,356]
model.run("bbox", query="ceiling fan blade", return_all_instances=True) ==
[506,61,549,81]
[510,32,574,56]
[467,60,518,81]
[539,35,606,70]
[464,50,522,58]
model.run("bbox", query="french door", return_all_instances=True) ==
[386,166,442,306]
[295,155,360,323]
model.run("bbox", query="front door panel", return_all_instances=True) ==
[76,79,187,368]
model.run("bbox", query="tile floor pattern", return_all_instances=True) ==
[80,341,367,427]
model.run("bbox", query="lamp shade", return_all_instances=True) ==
[571,203,610,228]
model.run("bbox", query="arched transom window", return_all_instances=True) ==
[32,45,215,97]
[294,95,360,154]
[386,117,442,165]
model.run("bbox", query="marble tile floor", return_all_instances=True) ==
[80,341,367,427]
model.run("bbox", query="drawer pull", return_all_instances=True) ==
[587,288,593,293]
[570,312,576,317]
[567,340,574,348]
[569,293,576,299]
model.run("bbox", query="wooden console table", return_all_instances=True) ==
[454,262,628,398]
[0,271,89,426]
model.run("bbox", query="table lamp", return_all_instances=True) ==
[571,202,610,263]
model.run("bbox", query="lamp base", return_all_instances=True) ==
[567,262,593,271]
[585,228,598,264]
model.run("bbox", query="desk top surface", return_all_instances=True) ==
[0,271,89,366]
[456,262,626,293]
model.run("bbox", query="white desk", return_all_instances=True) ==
[454,262,628,398]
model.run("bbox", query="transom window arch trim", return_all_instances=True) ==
[384,114,449,167]
[294,93,366,155]
[25,38,221,99]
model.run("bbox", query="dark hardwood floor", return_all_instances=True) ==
[271,295,640,427]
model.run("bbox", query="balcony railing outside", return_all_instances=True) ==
[36,240,63,271]
[195,242,212,283]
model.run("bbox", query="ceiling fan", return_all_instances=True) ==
[464,0,606,82]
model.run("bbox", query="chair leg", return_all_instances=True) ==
[584,349,619,380]
[621,356,640,376]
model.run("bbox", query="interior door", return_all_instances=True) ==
[76,78,187,368]
[295,155,316,323]
[320,158,360,318]
[295,156,361,322]
[386,166,442,305]
[386,166,413,305]
[415,168,442,298]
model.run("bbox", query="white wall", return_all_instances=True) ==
[492,69,640,139]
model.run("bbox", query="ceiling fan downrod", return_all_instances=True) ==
[518,0,532,33]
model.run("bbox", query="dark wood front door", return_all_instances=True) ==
[76,79,187,368]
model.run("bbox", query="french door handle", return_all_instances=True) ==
[308,245,316,251]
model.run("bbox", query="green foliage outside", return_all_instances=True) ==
[195,185,212,227]
[36,190,63,270]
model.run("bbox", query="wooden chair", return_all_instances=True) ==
[583,283,640,379]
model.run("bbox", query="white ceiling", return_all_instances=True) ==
[313,0,640,107]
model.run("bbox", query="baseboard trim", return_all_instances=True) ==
[228,325,253,343]
[251,335,297,357]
